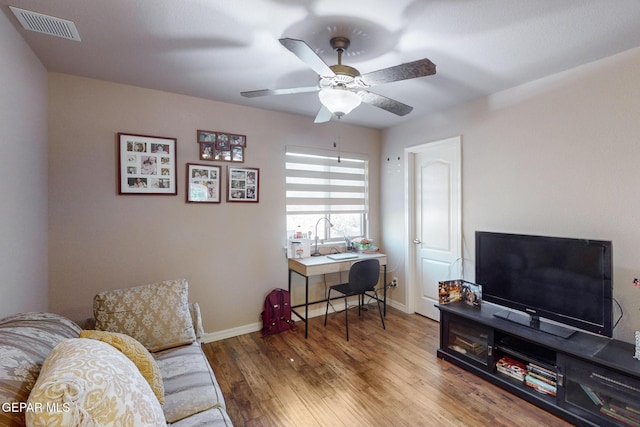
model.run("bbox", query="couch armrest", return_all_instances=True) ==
[189,302,205,340]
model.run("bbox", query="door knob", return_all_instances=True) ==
[413,239,422,244]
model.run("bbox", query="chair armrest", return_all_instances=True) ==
[189,302,205,340]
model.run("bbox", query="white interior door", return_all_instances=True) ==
[411,137,461,320]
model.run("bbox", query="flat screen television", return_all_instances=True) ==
[475,231,613,338]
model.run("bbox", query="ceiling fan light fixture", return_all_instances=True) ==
[318,87,362,118]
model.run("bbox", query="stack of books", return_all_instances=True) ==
[451,335,485,355]
[581,383,640,426]
[496,356,527,381]
[524,362,557,396]
[600,399,640,427]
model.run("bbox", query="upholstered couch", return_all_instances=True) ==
[0,279,233,426]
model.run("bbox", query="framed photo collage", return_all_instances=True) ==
[117,131,258,203]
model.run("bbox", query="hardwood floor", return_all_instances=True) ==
[202,306,572,427]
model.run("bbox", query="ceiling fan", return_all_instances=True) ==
[241,37,436,123]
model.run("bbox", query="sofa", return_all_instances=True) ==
[0,279,233,426]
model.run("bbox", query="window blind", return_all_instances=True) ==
[285,146,368,216]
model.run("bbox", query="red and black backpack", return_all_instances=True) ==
[261,288,296,336]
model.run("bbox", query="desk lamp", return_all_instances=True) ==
[311,217,333,256]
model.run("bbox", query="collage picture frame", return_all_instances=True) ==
[198,129,246,163]
[118,133,177,195]
[186,163,221,203]
[227,166,259,202]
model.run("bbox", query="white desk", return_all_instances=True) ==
[287,253,388,338]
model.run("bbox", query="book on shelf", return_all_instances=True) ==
[496,356,527,381]
[525,374,557,396]
[607,402,640,424]
[579,384,603,406]
[453,336,485,355]
[450,327,489,344]
[527,362,556,377]
[577,383,640,426]
[527,363,557,383]
[527,370,556,386]
[600,405,640,427]
[497,366,525,381]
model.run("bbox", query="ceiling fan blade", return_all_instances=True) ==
[360,91,413,116]
[314,105,333,123]
[359,59,436,87]
[241,86,319,98]
[279,38,336,77]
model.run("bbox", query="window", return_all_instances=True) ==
[285,146,368,245]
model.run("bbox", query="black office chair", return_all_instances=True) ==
[324,259,386,341]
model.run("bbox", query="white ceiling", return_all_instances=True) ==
[3,0,640,129]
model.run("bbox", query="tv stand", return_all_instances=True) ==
[493,309,575,339]
[437,302,640,426]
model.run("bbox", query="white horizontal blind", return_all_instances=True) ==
[285,146,368,216]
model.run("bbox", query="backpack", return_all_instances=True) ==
[261,288,296,336]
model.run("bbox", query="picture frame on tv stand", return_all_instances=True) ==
[438,280,482,308]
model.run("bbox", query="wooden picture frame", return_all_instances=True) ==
[198,129,246,162]
[186,163,221,203]
[227,166,259,202]
[197,130,216,143]
[231,145,244,162]
[118,133,177,195]
[200,142,215,160]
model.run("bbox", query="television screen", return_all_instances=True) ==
[476,231,613,337]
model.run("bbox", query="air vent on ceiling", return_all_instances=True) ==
[9,6,81,42]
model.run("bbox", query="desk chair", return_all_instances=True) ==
[324,259,386,341]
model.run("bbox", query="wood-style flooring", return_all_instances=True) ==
[202,306,572,427]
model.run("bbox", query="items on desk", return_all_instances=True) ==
[286,233,379,259]
[351,237,379,253]
[327,253,359,260]
[287,239,311,258]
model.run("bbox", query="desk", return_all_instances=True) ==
[288,253,387,338]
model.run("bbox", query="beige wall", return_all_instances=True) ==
[381,46,640,343]
[47,73,381,334]
[0,12,48,316]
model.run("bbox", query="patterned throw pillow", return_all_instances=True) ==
[79,330,164,404]
[93,279,197,352]
[26,338,166,426]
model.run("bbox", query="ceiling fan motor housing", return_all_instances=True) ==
[330,36,350,52]
[330,64,360,78]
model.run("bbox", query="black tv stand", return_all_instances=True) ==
[493,309,575,339]
[437,302,640,427]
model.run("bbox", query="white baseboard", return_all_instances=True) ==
[386,298,408,313]
[201,323,261,343]
[201,297,409,343]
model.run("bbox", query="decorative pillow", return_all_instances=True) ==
[26,338,165,426]
[93,279,196,352]
[79,330,164,404]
